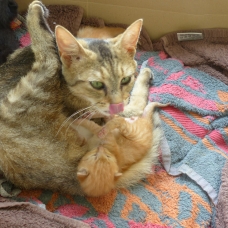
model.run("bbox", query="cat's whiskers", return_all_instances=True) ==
[74,111,97,129]
[64,110,92,137]
[64,110,97,137]
[56,104,97,137]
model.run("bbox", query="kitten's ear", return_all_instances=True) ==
[55,25,86,66]
[118,19,143,54]
[77,169,89,180]
[114,172,122,179]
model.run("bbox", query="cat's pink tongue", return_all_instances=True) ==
[109,103,124,115]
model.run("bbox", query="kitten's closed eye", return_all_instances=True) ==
[92,153,97,159]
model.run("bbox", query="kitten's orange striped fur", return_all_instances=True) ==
[75,102,167,197]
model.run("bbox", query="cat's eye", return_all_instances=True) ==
[90,81,105,90]
[121,76,131,85]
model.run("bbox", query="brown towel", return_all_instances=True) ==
[21,5,153,51]
[46,5,84,36]
[0,197,90,228]
[154,28,228,85]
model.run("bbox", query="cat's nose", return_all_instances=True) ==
[109,103,124,115]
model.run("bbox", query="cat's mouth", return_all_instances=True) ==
[82,102,124,119]
[102,103,124,115]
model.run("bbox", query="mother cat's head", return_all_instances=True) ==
[55,19,142,117]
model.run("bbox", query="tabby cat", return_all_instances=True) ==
[0,1,161,195]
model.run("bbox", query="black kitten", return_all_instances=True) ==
[0,0,20,65]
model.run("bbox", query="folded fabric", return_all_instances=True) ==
[154,28,228,85]
[46,5,84,36]
[0,197,89,228]
[135,51,228,208]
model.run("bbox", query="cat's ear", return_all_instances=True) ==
[55,25,87,66]
[114,172,122,179]
[117,19,143,54]
[77,169,89,180]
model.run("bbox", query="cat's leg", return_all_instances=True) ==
[0,1,61,146]
[1,2,60,121]
[122,68,152,117]
[26,1,56,64]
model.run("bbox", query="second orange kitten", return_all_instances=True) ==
[77,26,126,39]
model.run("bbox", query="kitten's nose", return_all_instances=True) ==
[109,103,124,115]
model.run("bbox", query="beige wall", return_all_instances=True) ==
[17,0,228,40]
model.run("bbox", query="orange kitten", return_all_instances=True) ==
[77,26,126,39]
[76,102,168,197]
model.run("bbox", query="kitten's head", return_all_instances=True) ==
[0,0,18,28]
[55,19,143,116]
[77,146,122,197]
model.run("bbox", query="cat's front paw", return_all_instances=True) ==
[97,127,108,139]
[141,67,151,77]
[140,67,154,86]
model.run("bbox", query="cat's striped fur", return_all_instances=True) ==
[0,1,155,195]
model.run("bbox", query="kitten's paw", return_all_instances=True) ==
[98,127,108,139]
